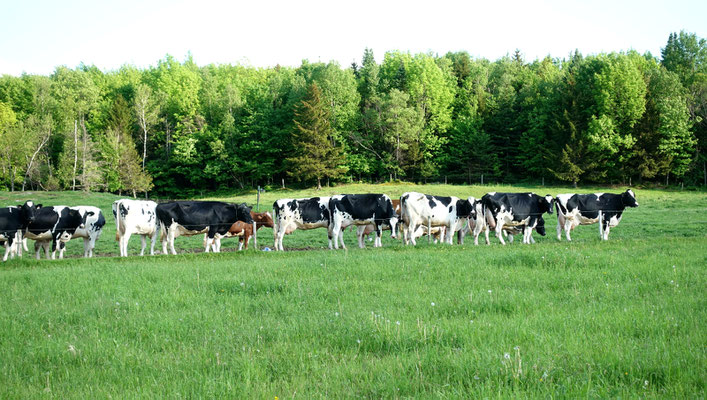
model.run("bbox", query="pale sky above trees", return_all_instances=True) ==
[1,0,705,76]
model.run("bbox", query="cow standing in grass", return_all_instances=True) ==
[205,211,274,251]
[329,194,398,249]
[113,199,160,257]
[555,190,639,241]
[156,201,253,255]
[273,197,340,251]
[481,192,554,245]
[0,201,40,261]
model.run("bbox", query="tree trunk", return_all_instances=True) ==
[317,177,322,190]
[81,118,88,191]
[72,119,78,191]
[573,180,578,189]
[142,112,148,171]
[23,132,49,191]
[10,166,15,192]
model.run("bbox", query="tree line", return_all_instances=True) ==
[0,31,705,196]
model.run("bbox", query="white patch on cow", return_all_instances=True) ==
[70,206,103,257]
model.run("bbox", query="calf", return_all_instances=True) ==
[355,199,401,248]
[329,194,398,249]
[481,192,554,245]
[205,211,274,251]
[0,201,40,261]
[399,192,460,245]
[555,189,638,241]
[273,197,338,251]
[113,199,160,257]
[156,201,253,255]
[25,206,88,259]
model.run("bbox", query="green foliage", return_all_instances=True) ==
[286,83,347,189]
[1,36,707,193]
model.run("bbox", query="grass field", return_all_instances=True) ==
[1,184,705,398]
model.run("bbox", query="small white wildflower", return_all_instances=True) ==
[116,302,120,306]
[514,346,520,350]
[504,353,511,360]
[488,290,492,294]
[431,302,435,307]
[470,320,474,324]
[396,321,400,325]
[474,375,480,380]
[356,339,361,344]
[644,380,649,386]
[240,282,245,286]
[335,312,339,317]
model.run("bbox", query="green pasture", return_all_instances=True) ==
[0,184,705,398]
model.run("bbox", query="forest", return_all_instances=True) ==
[0,31,705,196]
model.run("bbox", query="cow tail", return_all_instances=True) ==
[114,201,122,241]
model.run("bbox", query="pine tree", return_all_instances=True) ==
[286,83,346,189]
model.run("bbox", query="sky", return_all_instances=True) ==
[1,0,705,76]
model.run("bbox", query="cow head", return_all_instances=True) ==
[622,189,639,207]
[388,215,399,239]
[236,203,255,224]
[455,199,474,219]
[539,195,554,214]
[80,211,94,229]
[18,201,41,224]
[536,217,546,236]
[252,211,274,228]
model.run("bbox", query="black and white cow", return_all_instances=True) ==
[156,201,253,255]
[25,206,88,259]
[272,197,339,251]
[400,192,460,245]
[29,206,104,258]
[481,192,554,245]
[555,189,639,241]
[113,199,160,257]
[329,194,399,249]
[0,201,41,261]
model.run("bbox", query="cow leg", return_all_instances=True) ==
[556,214,564,241]
[58,241,67,259]
[598,211,604,240]
[139,234,148,256]
[34,241,42,260]
[603,224,610,241]
[83,238,90,257]
[275,223,287,251]
[168,226,178,255]
[564,219,574,241]
[356,226,366,248]
[496,222,507,245]
[407,220,418,246]
[2,238,11,261]
[374,224,382,248]
[124,231,134,257]
[149,231,157,256]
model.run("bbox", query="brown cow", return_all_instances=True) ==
[204,211,274,251]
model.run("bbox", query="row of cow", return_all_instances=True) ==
[0,189,639,260]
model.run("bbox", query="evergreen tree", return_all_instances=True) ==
[286,83,346,189]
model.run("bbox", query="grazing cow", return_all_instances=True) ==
[400,192,460,245]
[25,206,88,259]
[156,201,253,255]
[555,189,639,241]
[329,194,399,249]
[481,192,554,245]
[273,197,339,251]
[113,199,160,257]
[0,201,41,261]
[205,211,274,251]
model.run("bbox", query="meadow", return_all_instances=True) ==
[0,184,705,398]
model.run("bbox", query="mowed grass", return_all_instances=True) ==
[0,184,705,398]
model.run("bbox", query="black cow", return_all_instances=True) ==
[329,194,399,249]
[0,201,41,261]
[156,201,253,255]
[25,206,88,259]
[481,192,554,245]
[555,189,639,241]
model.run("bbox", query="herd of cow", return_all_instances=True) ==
[0,189,639,261]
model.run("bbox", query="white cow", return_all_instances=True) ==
[112,199,160,257]
[400,192,460,245]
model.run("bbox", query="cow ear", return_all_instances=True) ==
[36,204,42,209]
